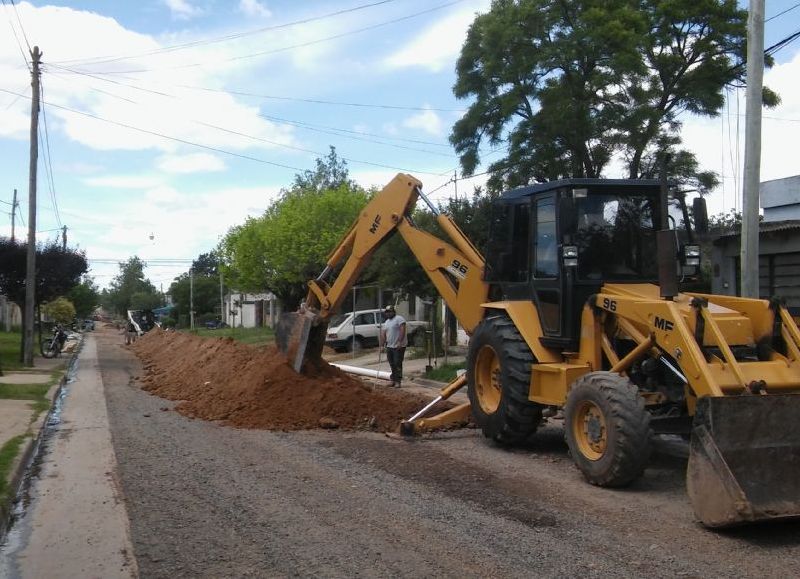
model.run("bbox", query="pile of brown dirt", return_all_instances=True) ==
[131,329,437,432]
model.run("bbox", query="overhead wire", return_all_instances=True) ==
[766,2,800,23]
[40,82,63,229]
[60,0,467,74]
[35,68,458,172]
[53,0,400,66]
[0,87,446,176]
[9,0,31,51]
[1,0,31,70]
[46,66,459,156]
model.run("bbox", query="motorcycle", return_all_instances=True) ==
[41,326,69,358]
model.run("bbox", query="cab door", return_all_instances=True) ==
[531,194,562,337]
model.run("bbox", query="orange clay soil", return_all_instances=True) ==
[131,329,437,432]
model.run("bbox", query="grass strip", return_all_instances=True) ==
[424,362,465,383]
[0,435,27,502]
[190,326,275,346]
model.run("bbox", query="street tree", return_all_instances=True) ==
[169,253,223,327]
[43,297,76,325]
[0,238,88,359]
[451,0,777,193]
[103,257,160,315]
[68,278,100,319]
[219,152,371,307]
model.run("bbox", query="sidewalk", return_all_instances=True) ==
[1,333,137,578]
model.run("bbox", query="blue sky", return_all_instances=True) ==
[0,0,799,289]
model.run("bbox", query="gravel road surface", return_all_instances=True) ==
[96,329,800,578]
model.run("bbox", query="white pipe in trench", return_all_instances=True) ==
[331,363,392,381]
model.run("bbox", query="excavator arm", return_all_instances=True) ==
[276,173,489,372]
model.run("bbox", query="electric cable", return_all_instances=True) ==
[53,0,400,66]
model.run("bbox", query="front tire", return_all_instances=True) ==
[466,315,542,444]
[41,339,57,358]
[564,371,652,487]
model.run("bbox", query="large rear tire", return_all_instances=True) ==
[564,371,652,487]
[466,315,542,444]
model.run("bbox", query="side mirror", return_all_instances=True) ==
[559,196,578,236]
[692,197,709,235]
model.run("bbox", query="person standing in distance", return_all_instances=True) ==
[381,305,407,387]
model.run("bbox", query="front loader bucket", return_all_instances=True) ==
[275,311,327,373]
[687,394,800,528]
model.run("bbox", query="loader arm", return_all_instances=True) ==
[277,173,489,371]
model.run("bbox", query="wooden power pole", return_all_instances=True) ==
[741,0,764,298]
[24,46,41,367]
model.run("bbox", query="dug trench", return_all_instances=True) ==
[105,327,800,577]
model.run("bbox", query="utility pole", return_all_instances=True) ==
[23,46,41,367]
[453,170,458,200]
[11,189,17,243]
[741,0,764,298]
[189,268,195,331]
[61,225,67,250]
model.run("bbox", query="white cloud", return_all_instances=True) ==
[384,3,488,72]
[85,183,282,287]
[0,4,297,155]
[402,106,445,137]
[163,0,204,20]
[238,0,272,18]
[157,152,226,174]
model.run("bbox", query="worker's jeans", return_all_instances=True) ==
[386,347,406,385]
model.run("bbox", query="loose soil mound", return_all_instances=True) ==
[131,329,434,432]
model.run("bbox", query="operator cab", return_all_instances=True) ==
[484,179,662,350]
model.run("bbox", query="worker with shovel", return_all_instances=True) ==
[380,305,407,388]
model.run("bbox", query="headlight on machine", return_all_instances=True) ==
[562,245,578,267]
[683,244,701,267]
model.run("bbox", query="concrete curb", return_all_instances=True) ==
[0,339,82,538]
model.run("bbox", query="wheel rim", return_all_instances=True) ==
[572,401,607,461]
[474,345,502,414]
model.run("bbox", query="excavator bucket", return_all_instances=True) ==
[687,394,800,527]
[275,310,327,373]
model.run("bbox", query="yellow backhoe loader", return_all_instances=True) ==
[276,173,800,528]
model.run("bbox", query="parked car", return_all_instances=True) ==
[324,309,428,353]
[82,319,95,331]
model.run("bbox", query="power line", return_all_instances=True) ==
[181,85,466,113]
[47,65,463,113]
[9,0,31,51]
[45,67,458,156]
[1,87,445,176]
[15,74,452,175]
[0,86,305,172]
[53,0,399,67]
[40,83,62,229]
[62,0,467,74]
[1,0,30,70]
[766,2,800,22]
[765,28,800,56]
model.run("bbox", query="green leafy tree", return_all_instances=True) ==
[68,278,100,319]
[219,152,371,306]
[129,291,162,311]
[0,238,88,362]
[451,0,777,193]
[167,252,224,326]
[43,297,76,325]
[103,257,160,315]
